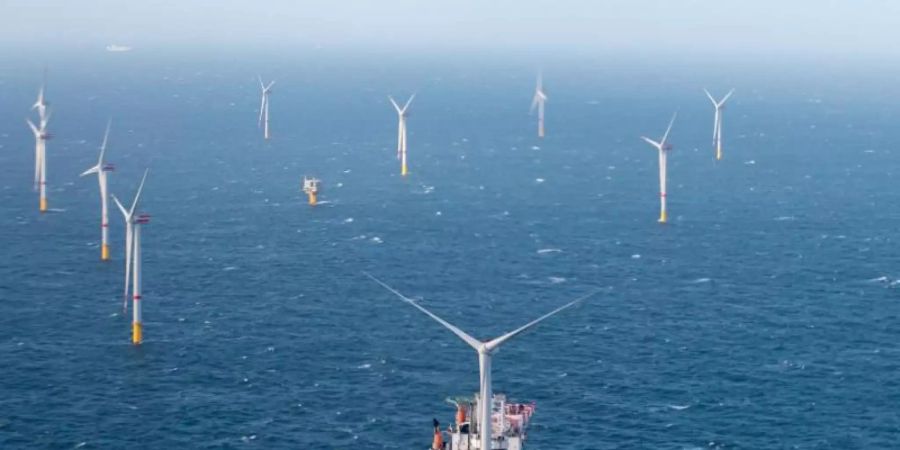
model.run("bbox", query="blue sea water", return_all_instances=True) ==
[1,51,900,449]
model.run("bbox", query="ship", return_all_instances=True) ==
[432,394,535,450]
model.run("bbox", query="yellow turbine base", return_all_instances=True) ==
[659,211,668,223]
[401,164,408,177]
[132,322,143,345]
[308,192,317,206]
[101,244,110,261]
[40,198,47,213]
[716,148,723,160]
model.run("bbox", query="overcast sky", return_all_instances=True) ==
[2,1,898,61]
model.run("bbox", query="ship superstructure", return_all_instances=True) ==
[435,394,535,450]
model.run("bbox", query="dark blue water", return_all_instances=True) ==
[2,52,900,449]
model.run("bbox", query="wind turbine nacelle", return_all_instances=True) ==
[41,132,54,140]
[663,143,674,151]
[103,163,116,172]
[136,213,151,224]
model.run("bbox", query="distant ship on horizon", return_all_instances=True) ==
[105,44,132,52]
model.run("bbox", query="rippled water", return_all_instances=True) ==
[1,53,900,449]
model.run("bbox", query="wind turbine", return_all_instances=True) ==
[703,88,735,160]
[388,94,415,176]
[530,71,547,138]
[26,110,51,213]
[112,169,150,345]
[365,272,596,450]
[81,120,115,261]
[640,113,677,224]
[258,77,275,140]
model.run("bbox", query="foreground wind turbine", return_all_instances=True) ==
[365,272,596,450]
[641,113,677,223]
[81,120,115,260]
[113,169,150,345]
[530,72,547,138]
[26,110,51,213]
[388,94,415,176]
[258,77,275,140]
[703,88,735,160]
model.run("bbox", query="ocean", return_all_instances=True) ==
[1,51,899,449]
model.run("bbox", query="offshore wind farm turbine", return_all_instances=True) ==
[81,120,115,261]
[27,71,51,211]
[530,72,548,138]
[641,113,677,224]
[389,94,414,176]
[112,169,150,345]
[258,77,275,140]
[365,272,596,450]
[704,88,735,160]
[26,110,51,213]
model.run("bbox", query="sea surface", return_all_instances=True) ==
[1,51,900,449]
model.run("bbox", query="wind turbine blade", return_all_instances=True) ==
[258,95,266,127]
[129,169,150,215]
[719,88,735,106]
[712,110,720,143]
[641,136,662,149]
[364,272,482,350]
[660,112,677,146]
[530,93,540,113]
[258,75,265,90]
[112,195,129,218]
[26,119,39,137]
[123,224,133,313]
[388,96,402,114]
[34,147,41,188]
[402,94,416,112]
[485,289,599,351]
[266,81,276,90]
[80,165,100,177]
[99,119,111,164]
[703,88,716,105]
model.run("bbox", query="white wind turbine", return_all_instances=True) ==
[365,272,596,450]
[641,113,677,224]
[81,120,115,261]
[388,94,415,176]
[26,109,51,213]
[530,71,548,138]
[258,77,275,140]
[703,88,735,161]
[112,169,150,345]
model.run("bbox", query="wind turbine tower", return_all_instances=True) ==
[113,169,150,345]
[530,72,548,138]
[704,88,735,161]
[389,95,415,176]
[258,77,275,140]
[81,120,116,260]
[28,72,51,212]
[640,113,677,224]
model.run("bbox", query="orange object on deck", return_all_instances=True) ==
[456,404,466,425]
[432,429,443,449]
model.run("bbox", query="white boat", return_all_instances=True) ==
[433,394,535,450]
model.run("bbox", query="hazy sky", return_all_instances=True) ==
[3,1,899,60]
